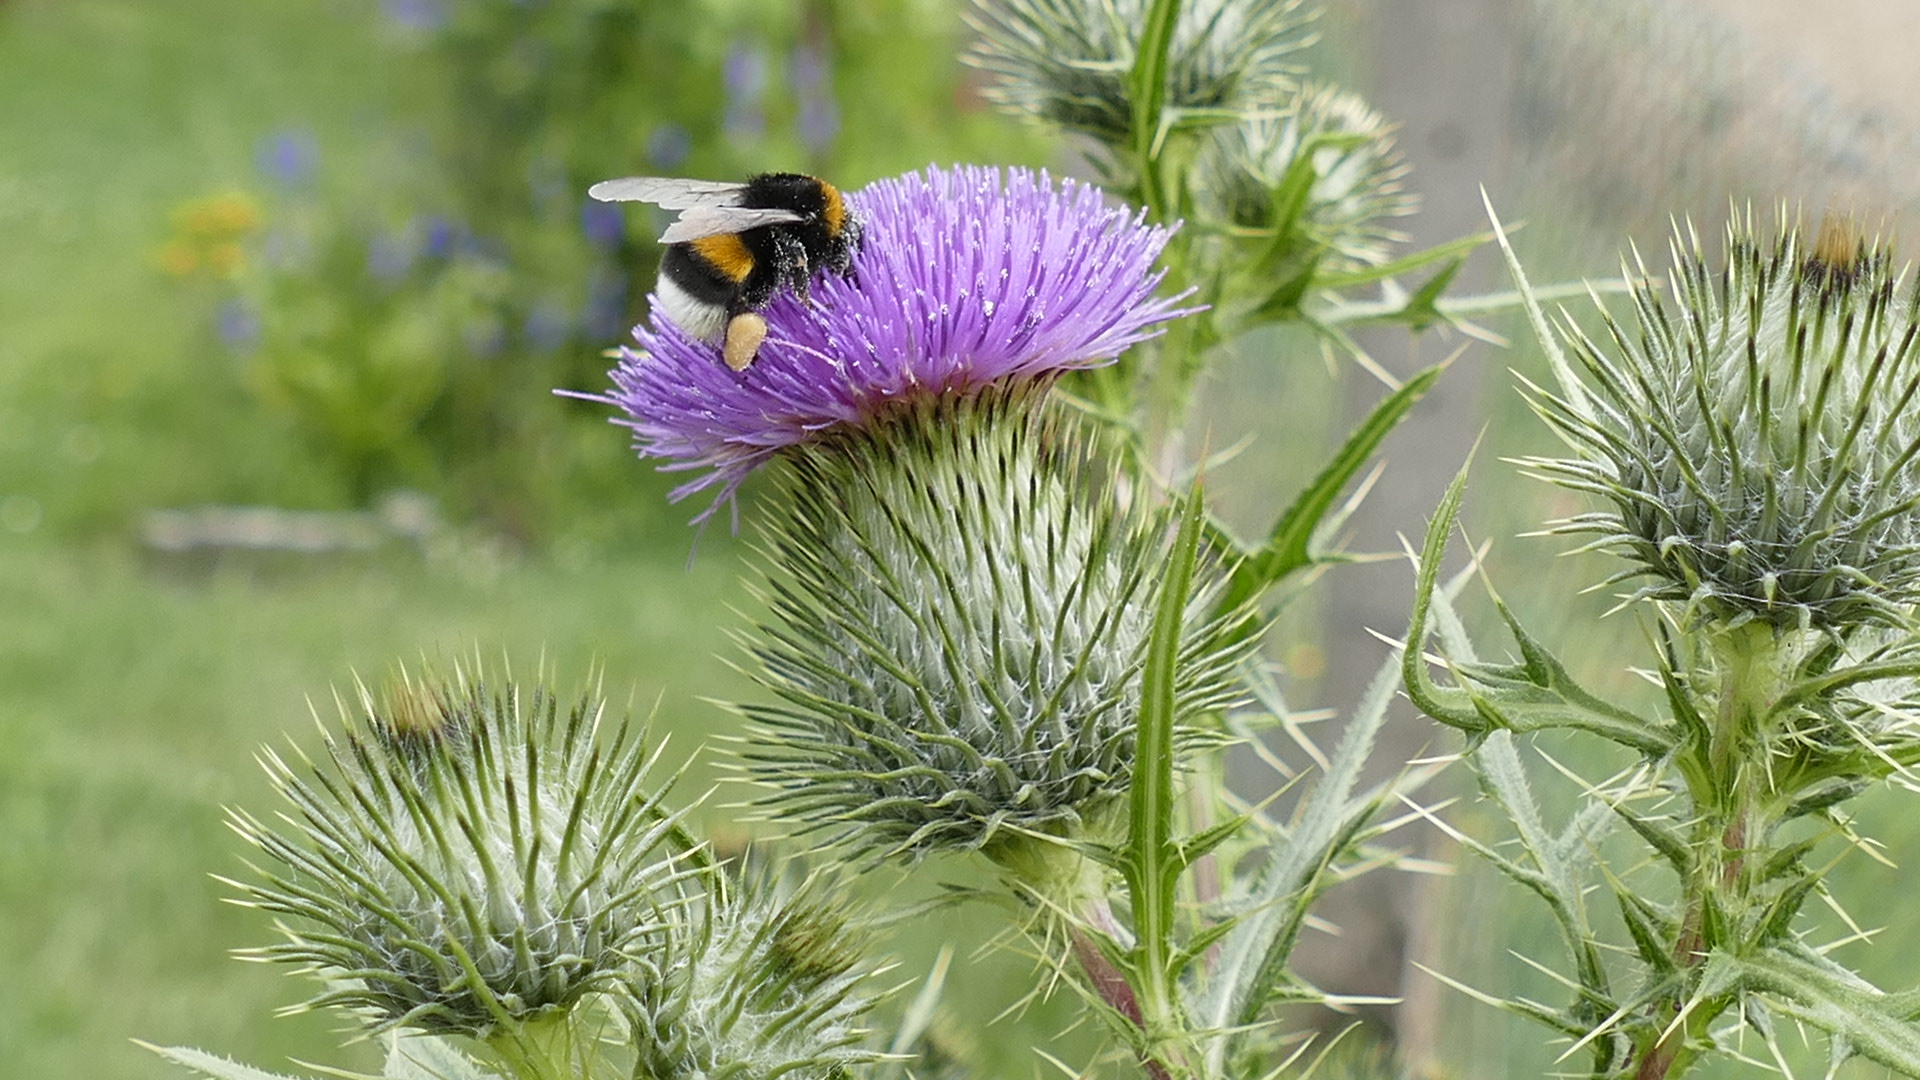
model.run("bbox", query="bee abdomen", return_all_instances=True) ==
[657,244,742,342]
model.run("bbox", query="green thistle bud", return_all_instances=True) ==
[1525,211,1920,632]
[966,0,1314,147]
[621,876,882,1080]
[741,389,1254,860]
[1193,81,1415,270]
[228,664,691,1036]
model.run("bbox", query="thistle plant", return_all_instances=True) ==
[967,0,1540,467]
[154,0,1570,1075]
[592,143,1444,1075]
[620,875,882,1080]
[152,663,888,1080]
[1406,209,1920,1078]
[741,388,1253,863]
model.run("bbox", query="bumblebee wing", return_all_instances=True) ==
[659,205,807,244]
[587,176,748,209]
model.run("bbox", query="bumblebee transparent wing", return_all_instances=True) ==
[587,176,747,209]
[659,205,807,245]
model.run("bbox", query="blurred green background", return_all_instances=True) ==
[9,0,1920,1078]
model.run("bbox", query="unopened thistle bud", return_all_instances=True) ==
[229,665,690,1036]
[742,391,1254,860]
[621,876,883,1080]
[1526,210,1920,632]
[966,0,1315,148]
[1194,82,1415,270]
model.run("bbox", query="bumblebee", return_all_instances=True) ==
[588,172,862,371]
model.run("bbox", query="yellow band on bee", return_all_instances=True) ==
[821,184,846,235]
[690,233,756,283]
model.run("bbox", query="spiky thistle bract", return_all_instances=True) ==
[619,873,884,1080]
[966,0,1316,149]
[1526,210,1920,633]
[739,388,1255,861]
[228,664,695,1036]
[1193,81,1415,272]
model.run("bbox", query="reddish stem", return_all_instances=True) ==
[1068,925,1174,1080]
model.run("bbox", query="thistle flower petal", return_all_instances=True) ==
[1526,211,1920,632]
[595,164,1193,519]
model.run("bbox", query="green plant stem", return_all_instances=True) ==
[1634,623,1797,1080]
[1072,902,1175,1080]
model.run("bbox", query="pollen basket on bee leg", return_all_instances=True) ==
[723,313,770,372]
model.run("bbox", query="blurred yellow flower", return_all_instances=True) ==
[160,191,261,280]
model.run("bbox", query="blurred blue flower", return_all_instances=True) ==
[419,215,461,259]
[646,124,691,169]
[366,230,417,281]
[579,197,625,249]
[791,41,840,154]
[598,164,1192,515]
[582,267,630,341]
[466,318,507,359]
[255,129,319,188]
[381,0,446,32]
[214,298,261,355]
[723,42,768,142]
[523,302,572,353]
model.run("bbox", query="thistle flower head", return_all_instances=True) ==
[230,664,690,1035]
[621,874,882,1080]
[1194,82,1415,269]
[599,164,1191,520]
[741,390,1255,860]
[1527,210,1920,632]
[967,0,1315,147]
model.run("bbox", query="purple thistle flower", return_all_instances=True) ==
[593,164,1193,519]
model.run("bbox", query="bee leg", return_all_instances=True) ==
[771,228,813,304]
[830,217,864,275]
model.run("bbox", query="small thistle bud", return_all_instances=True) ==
[1526,210,1920,632]
[741,390,1254,860]
[1194,82,1415,270]
[621,876,883,1080]
[229,664,690,1037]
[966,0,1315,148]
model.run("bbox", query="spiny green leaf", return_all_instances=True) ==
[143,1046,315,1080]
[1121,482,1204,1048]
[383,1034,497,1080]
[1722,948,1920,1074]
[1218,364,1443,616]
[1193,648,1402,1058]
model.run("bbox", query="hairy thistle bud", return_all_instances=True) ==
[1526,210,1920,632]
[741,390,1254,860]
[966,0,1314,147]
[229,664,691,1036]
[621,876,883,1080]
[1194,82,1415,270]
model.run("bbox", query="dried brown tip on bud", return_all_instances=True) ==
[371,668,461,749]
[1811,212,1864,273]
